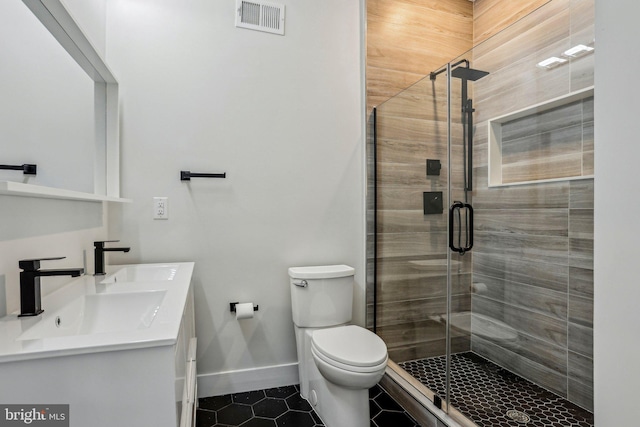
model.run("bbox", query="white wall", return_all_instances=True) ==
[105,0,365,394]
[594,0,640,423]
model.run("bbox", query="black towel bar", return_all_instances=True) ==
[0,164,37,175]
[180,170,226,181]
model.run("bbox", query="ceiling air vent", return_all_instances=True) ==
[236,0,285,36]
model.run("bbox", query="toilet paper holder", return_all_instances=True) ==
[230,302,259,312]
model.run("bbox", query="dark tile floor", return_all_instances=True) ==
[400,352,594,427]
[196,384,421,427]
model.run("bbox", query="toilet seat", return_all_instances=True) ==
[311,325,388,373]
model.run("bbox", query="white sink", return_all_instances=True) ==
[0,261,193,358]
[17,290,166,341]
[101,264,178,284]
[0,262,195,427]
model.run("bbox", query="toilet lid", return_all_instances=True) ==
[311,325,387,368]
[288,265,355,279]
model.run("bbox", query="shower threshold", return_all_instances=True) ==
[398,352,593,427]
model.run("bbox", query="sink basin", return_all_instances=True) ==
[0,262,195,427]
[101,264,178,284]
[17,290,166,340]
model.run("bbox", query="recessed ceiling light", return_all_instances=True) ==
[537,57,568,69]
[563,44,595,57]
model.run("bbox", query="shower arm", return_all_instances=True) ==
[430,59,470,81]
[429,59,485,197]
[431,59,476,193]
[460,76,474,193]
[465,98,474,192]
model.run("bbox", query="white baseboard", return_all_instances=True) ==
[197,362,299,397]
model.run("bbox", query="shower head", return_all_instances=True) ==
[451,66,490,81]
[430,59,489,81]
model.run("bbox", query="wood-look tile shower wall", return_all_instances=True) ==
[473,0,550,45]
[367,0,594,412]
[471,0,594,411]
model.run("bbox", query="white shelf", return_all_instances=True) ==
[0,181,131,203]
[487,174,594,188]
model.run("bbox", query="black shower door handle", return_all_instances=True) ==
[449,201,474,254]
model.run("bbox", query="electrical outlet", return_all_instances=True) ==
[153,197,168,220]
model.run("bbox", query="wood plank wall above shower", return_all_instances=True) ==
[366,0,473,112]
[366,0,550,114]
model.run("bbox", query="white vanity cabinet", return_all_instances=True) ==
[0,262,197,427]
[176,285,198,427]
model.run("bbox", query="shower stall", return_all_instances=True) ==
[368,0,594,425]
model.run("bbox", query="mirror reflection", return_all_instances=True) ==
[0,0,95,193]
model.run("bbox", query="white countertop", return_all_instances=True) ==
[0,262,194,363]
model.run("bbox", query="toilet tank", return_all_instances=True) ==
[289,265,355,328]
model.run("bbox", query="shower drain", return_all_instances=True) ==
[506,410,530,423]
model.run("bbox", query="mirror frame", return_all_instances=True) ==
[2,0,125,202]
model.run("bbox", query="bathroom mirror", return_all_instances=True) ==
[0,0,123,201]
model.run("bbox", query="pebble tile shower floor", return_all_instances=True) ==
[400,352,594,427]
[196,384,420,427]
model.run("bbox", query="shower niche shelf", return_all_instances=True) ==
[488,86,594,187]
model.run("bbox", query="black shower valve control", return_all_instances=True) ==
[426,159,441,176]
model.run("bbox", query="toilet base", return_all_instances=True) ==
[308,353,370,427]
[296,326,377,427]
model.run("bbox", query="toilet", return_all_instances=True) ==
[288,265,388,427]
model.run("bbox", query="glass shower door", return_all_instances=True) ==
[373,67,460,408]
[372,1,595,425]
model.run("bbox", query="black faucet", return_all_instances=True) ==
[94,240,131,275]
[19,257,84,317]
